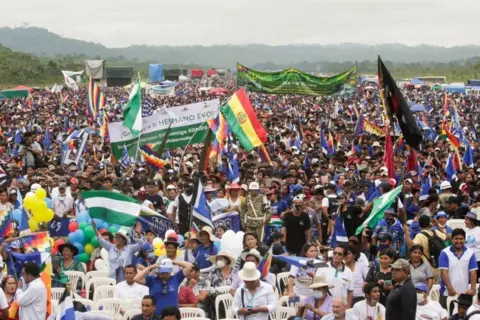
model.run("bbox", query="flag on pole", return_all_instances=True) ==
[354,111,365,136]
[419,175,432,201]
[123,79,142,136]
[43,128,52,151]
[80,190,142,227]
[272,255,327,269]
[355,185,403,235]
[121,145,131,168]
[446,153,457,182]
[320,128,329,155]
[464,141,474,168]
[258,145,271,164]
[383,125,395,178]
[191,178,214,228]
[330,215,348,247]
[227,152,240,183]
[258,248,273,279]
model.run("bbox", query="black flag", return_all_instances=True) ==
[378,56,423,149]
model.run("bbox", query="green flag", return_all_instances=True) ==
[355,185,403,235]
[123,79,142,135]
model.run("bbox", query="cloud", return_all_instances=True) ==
[1,0,478,47]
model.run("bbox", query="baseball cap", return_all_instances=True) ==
[415,283,428,292]
[466,212,478,221]
[435,211,448,219]
[390,258,409,269]
[157,258,173,273]
[166,185,177,190]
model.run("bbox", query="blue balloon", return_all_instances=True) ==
[178,235,185,247]
[44,198,53,209]
[214,240,221,251]
[93,219,103,226]
[11,209,23,222]
[76,211,90,223]
[73,242,84,254]
[74,230,85,244]
[99,221,109,230]
[67,233,77,244]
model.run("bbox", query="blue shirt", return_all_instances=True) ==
[373,218,404,251]
[145,271,185,315]
[194,243,219,270]
[271,200,288,216]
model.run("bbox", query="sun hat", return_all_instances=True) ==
[307,275,334,289]
[227,183,243,190]
[204,185,217,193]
[440,181,452,190]
[114,229,130,243]
[58,243,79,256]
[215,250,236,265]
[455,293,473,307]
[198,226,215,242]
[390,258,410,269]
[238,261,261,281]
[240,248,262,262]
[157,258,174,274]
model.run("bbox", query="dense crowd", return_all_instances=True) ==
[0,76,479,320]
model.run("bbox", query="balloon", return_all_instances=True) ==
[74,230,85,244]
[23,193,37,210]
[54,239,65,249]
[177,235,185,246]
[152,237,162,245]
[223,230,235,241]
[90,237,100,248]
[84,226,95,241]
[73,242,84,254]
[44,198,52,209]
[68,222,78,233]
[154,247,165,257]
[28,219,38,232]
[214,240,222,251]
[84,243,94,255]
[11,209,23,222]
[99,228,108,235]
[52,247,58,255]
[42,209,54,223]
[94,259,107,271]
[35,188,47,201]
[166,233,178,241]
[76,253,90,263]
[76,211,89,224]
[165,229,176,239]
[98,221,109,230]
[100,248,109,260]
[108,226,118,234]
[67,233,77,244]
[78,222,88,231]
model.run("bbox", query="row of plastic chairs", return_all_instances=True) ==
[64,270,109,291]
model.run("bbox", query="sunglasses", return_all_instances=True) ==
[332,251,344,256]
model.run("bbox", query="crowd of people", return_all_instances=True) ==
[0,74,479,320]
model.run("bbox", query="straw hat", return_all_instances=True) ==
[240,248,262,262]
[198,226,215,242]
[215,250,236,265]
[239,261,261,281]
[307,275,334,289]
[227,183,243,190]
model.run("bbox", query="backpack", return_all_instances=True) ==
[421,230,446,268]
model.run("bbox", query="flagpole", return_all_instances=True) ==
[134,72,143,162]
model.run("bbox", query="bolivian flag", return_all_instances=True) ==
[220,88,267,152]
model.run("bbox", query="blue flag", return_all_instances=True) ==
[43,128,51,151]
[227,153,240,183]
[121,145,131,168]
[330,215,348,248]
[446,154,456,182]
[191,178,213,228]
[272,255,327,269]
[56,288,75,320]
[419,175,432,201]
[464,141,474,168]
[303,154,311,170]
[14,130,22,144]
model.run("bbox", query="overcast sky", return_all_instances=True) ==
[1,0,477,47]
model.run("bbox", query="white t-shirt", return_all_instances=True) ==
[349,262,369,298]
[352,300,385,320]
[467,304,480,320]
[166,202,179,223]
[114,281,149,300]
[0,288,8,310]
[289,265,318,296]
[316,263,354,301]
[416,301,448,320]
[465,227,480,261]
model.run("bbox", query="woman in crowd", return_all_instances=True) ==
[52,243,85,287]
[288,243,319,297]
[344,245,369,304]
[156,238,184,274]
[194,227,218,273]
[214,226,227,239]
[226,183,246,214]
[233,232,268,271]
[209,251,235,289]
[408,244,433,290]
[365,248,395,306]
[1,275,19,307]
[296,275,333,320]
[465,211,480,275]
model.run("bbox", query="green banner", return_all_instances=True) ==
[236,63,356,96]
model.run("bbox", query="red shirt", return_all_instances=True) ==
[178,286,198,305]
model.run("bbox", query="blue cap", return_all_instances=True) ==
[415,283,428,292]
[466,212,478,221]
[435,211,447,219]
[10,240,21,249]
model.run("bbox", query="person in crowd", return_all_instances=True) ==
[231,249,276,296]
[131,295,162,320]
[0,286,8,319]
[194,226,218,273]
[288,243,321,298]
[156,237,184,274]
[386,258,417,320]
[296,275,333,320]
[243,182,271,240]
[372,207,404,253]
[17,262,47,320]
[1,275,19,307]
[92,219,145,282]
[180,264,211,315]
[90,230,113,269]
[183,232,201,263]
[214,225,227,239]
[282,196,312,256]
[320,296,357,320]
[352,282,386,320]
[439,228,477,308]
[415,283,448,320]
[365,248,394,306]
[209,250,235,289]
[317,244,354,307]
[0,188,13,213]
[226,183,247,215]
[52,243,85,287]
[432,211,453,239]
[114,264,149,300]
[232,261,278,320]
[234,232,268,271]
[409,244,434,290]
[450,294,473,320]
[160,306,181,320]
[134,258,193,316]
[169,181,195,235]
[466,290,480,319]
[344,245,369,304]
[51,182,74,218]
[464,211,480,275]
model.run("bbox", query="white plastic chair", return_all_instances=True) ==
[429,284,441,302]
[278,295,304,309]
[74,298,94,311]
[122,309,141,320]
[86,277,116,300]
[92,285,115,303]
[51,300,58,315]
[276,272,290,294]
[51,288,65,301]
[183,318,211,320]
[64,271,85,292]
[95,298,126,317]
[81,262,87,273]
[273,306,295,320]
[215,293,234,320]
[446,219,465,229]
[179,307,206,318]
[85,270,109,286]
[447,295,459,316]
[84,310,115,319]
[127,298,142,310]
[216,286,232,294]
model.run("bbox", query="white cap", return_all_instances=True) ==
[440,181,452,190]
[166,185,177,190]
[30,183,41,191]
[185,161,193,168]
[249,182,260,190]
[372,142,381,147]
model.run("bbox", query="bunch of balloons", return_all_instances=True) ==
[220,230,244,258]
[151,229,184,257]
[60,211,120,263]
[23,188,55,231]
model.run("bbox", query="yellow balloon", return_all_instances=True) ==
[44,209,55,222]
[154,247,162,257]
[35,188,47,201]
[28,219,38,232]
[24,194,37,210]
[84,243,94,255]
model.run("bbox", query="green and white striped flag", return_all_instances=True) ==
[80,190,141,227]
[355,185,403,235]
[123,79,142,135]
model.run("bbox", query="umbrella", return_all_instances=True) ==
[208,87,228,96]
[410,104,426,112]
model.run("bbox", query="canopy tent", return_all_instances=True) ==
[0,89,29,99]
[431,84,442,91]
[13,85,34,92]
[410,78,424,85]
[207,69,217,77]
[444,84,465,94]
[410,104,426,112]
[191,69,203,78]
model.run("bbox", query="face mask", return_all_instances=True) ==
[216,260,226,269]
[312,290,325,299]
[147,252,156,260]
[294,205,302,211]
[416,293,425,304]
